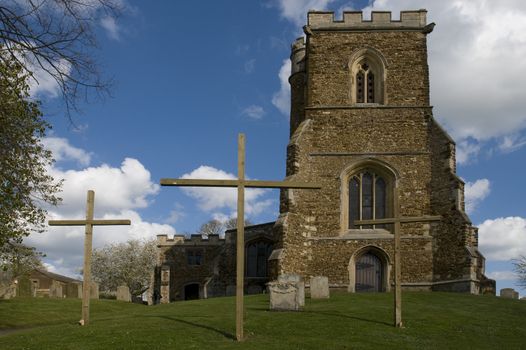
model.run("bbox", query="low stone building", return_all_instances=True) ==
[17,269,82,298]
[153,9,495,302]
[153,223,274,303]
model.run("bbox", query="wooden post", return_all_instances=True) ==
[160,133,321,341]
[236,134,245,341]
[48,190,131,325]
[393,185,402,328]
[356,209,441,328]
[82,190,95,325]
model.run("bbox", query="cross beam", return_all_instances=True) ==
[48,190,130,326]
[161,133,320,341]
[355,189,441,328]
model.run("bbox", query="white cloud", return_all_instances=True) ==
[456,140,480,165]
[24,140,176,279]
[47,158,159,216]
[241,105,266,120]
[486,270,517,281]
[498,133,526,153]
[26,57,72,98]
[464,178,490,214]
[42,137,92,166]
[244,58,256,74]
[273,0,337,26]
[272,59,292,116]
[100,16,121,40]
[360,1,526,146]
[479,217,526,261]
[180,166,273,218]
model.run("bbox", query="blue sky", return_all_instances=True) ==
[25,1,526,296]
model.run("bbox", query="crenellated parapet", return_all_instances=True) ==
[156,234,224,246]
[307,10,429,30]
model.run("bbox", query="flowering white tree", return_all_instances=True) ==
[513,256,526,289]
[91,239,156,298]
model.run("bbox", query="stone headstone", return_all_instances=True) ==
[500,288,519,299]
[117,285,131,302]
[90,281,99,299]
[268,281,301,311]
[49,280,63,298]
[310,276,330,299]
[278,274,305,307]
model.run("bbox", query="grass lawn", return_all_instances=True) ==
[0,292,525,349]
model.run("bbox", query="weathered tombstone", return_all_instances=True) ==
[500,288,519,299]
[268,281,301,311]
[49,280,63,298]
[310,276,330,299]
[278,274,305,307]
[117,285,131,302]
[90,281,99,299]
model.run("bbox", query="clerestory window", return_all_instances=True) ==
[349,170,387,229]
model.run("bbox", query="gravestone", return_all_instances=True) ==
[278,274,305,307]
[500,288,519,299]
[247,285,263,295]
[117,285,131,302]
[310,276,330,299]
[268,281,302,311]
[49,280,63,298]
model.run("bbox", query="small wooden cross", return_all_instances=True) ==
[48,190,131,326]
[355,186,441,328]
[161,133,320,341]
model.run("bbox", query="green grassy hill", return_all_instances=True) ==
[0,292,524,349]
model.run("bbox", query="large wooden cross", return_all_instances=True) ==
[355,186,441,328]
[160,133,320,341]
[48,190,131,326]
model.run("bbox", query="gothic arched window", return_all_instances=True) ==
[246,240,273,277]
[349,48,387,105]
[349,170,387,229]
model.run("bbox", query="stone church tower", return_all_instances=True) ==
[269,10,493,294]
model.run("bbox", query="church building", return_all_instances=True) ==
[152,9,495,303]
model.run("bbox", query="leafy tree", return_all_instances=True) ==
[197,219,224,237]
[513,255,526,289]
[197,218,254,237]
[1,243,44,279]
[0,0,122,115]
[91,239,157,297]
[0,53,61,260]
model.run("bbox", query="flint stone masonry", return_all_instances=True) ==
[117,285,131,302]
[500,288,519,299]
[310,276,330,299]
[268,281,302,311]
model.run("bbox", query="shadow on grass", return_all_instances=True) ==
[246,306,392,327]
[153,315,235,340]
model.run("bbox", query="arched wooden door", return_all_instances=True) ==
[355,253,383,292]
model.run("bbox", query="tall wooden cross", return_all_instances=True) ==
[160,133,320,341]
[48,190,131,326]
[355,186,441,328]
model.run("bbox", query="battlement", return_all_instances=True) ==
[156,233,225,246]
[308,10,427,30]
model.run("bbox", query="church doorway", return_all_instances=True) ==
[348,246,390,293]
[184,283,200,300]
[356,252,383,292]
